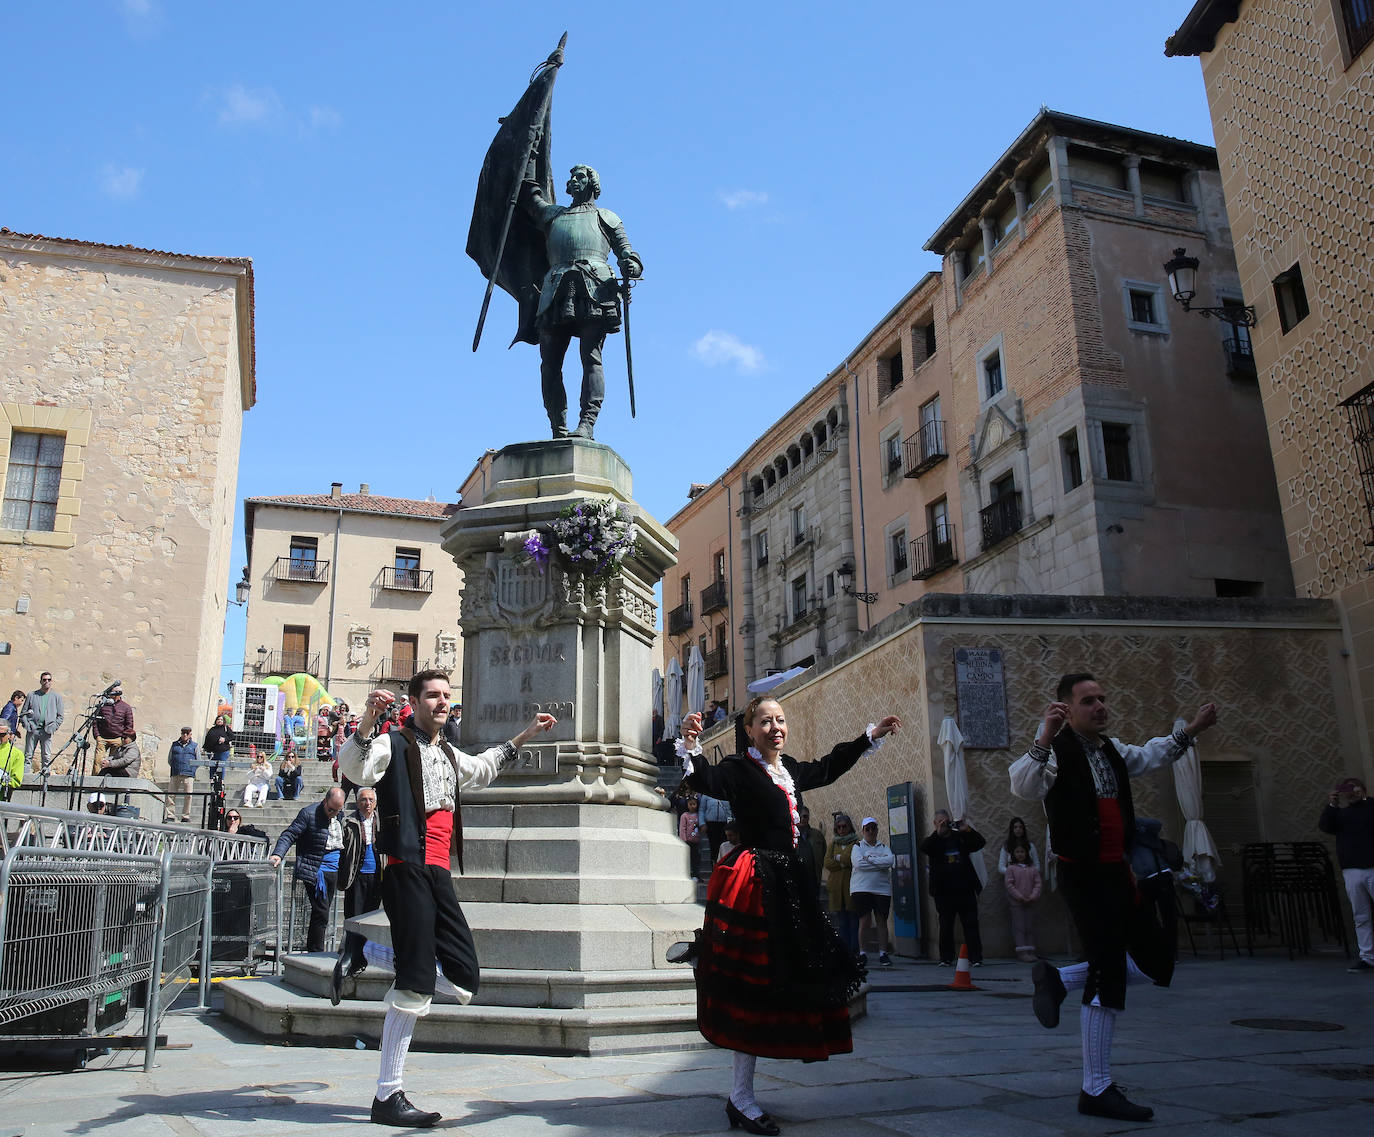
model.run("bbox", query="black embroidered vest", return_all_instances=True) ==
[1044,730,1136,863]
[373,727,466,871]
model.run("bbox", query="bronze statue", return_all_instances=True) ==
[468,36,642,440]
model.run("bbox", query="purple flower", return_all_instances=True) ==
[523,534,549,569]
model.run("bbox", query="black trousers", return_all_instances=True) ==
[539,324,606,428]
[381,861,480,999]
[934,891,983,964]
[342,868,382,969]
[307,871,338,953]
[1059,860,1173,1010]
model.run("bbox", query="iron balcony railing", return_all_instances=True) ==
[912,524,958,579]
[903,420,948,477]
[271,555,330,584]
[260,650,321,677]
[667,602,694,636]
[373,656,428,683]
[704,645,728,679]
[700,579,728,615]
[380,566,434,592]
[980,492,1024,550]
[1224,339,1256,379]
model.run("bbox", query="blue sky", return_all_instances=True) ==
[4,1,1212,692]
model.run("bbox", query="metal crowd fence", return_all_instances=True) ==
[281,874,344,955]
[0,804,291,1068]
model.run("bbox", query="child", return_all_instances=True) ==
[1004,842,1042,962]
[716,819,740,863]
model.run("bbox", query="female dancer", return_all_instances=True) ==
[679,698,900,1135]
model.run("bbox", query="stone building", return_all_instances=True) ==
[663,110,1294,709]
[1166,0,1374,775]
[0,228,255,774]
[240,485,463,711]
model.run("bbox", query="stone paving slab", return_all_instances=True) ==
[0,956,1370,1135]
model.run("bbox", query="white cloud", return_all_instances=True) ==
[100,164,145,200]
[691,331,767,374]
[216,83,281,126]
[718,189,769,211]
[308,105,342,130]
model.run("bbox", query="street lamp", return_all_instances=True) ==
[837,561,878,605]
[1163,247,1257,327]
[256,645,268,673]
[231,567,250,606]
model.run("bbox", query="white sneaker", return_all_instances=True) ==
[879,952,892,968]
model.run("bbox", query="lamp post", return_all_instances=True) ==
[1163,247,1257,327]
[837,561,878,605]
[255,645,268,675]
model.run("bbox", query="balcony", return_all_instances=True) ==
[700,579,728,615]
[272,556,330,584]
[912,525,959,580]
[373,656,429,683]
[380,566,435,593]
[980,492,1024,550]
[1224,339,1256,380]
[260,650,321,677]
[704,645,728,679]
[903,420,948,477]
[667,602,694,636]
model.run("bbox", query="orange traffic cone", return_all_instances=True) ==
[947,943,979,991]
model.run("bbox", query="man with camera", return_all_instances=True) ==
[93,685,135,757]
[1319,776,1374,973]
[919,810,985,966]
[1011,672,1217,1123]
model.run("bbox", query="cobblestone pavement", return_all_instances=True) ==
[0,954,1370,1136]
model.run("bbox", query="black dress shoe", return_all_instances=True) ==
[371,1091,441,1128]
[329,958,344,1006]
[1031,958,1066,1029]
[1078,1085,1154,1122]
[726,1098,780,1135]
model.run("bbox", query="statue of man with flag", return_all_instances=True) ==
[467,35,642,441]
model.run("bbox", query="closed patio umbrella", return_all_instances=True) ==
[1173,717,1221,882]
[665,658,683,741]
[687,646,706,716]
[651,668,663,720]
[938,715,987,886]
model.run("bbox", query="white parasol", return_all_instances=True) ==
[1172,717,1221,882]
[938,715,987,886]
[664,657,684,740]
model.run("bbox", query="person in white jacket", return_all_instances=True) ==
[849,817,896,967]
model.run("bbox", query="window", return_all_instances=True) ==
[994,198,1019,244]
[1,431,63,531]
[394,547,421,589]
[1060,429,1084,491]
[713,549,726,582]
[1102,423,1133,482]
[791,575,808,623]
[879,348,905,399]
[962,236,986,276]
[1340,381,1374,540]
[681,574,691,608]
[889,528,909,576]
[983,351,1004,399]
[1067,145,1126,190]
[883,431,903,480]
[1343,0,1374,58]
[928,498,950,543]
[791,504,805,544]
[391,633,418,678]
[288,536,319,578]
[1124,281,1167,332]
[919,396,944,461]
[1028,162,1053,202]
[912,319,937,366]
[1215,579,1263,598]
[282,625,310,674]
[1139,161,1187,202]
[991,472,1016,501]
[826,572,835,598]
[1273,263,1310,334]
[756,530,769,566]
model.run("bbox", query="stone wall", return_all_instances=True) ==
[763,593,1354,957]
[0,233,253,777]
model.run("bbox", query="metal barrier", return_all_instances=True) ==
[0,844,211,1070]
[0,802,269,861]
[207,858,284,974]
[282,875,344,955]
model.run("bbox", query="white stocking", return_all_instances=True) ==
[376,1005,418,1101]
[731,1051,762,1119]
[1080,1003,1118,1096]
[1059,953,1151,993]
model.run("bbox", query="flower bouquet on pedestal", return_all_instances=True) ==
[517,498,639,580]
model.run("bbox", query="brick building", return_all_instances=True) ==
[240,485,464,711]
[663,110,1294,709]
[0,229,254,774]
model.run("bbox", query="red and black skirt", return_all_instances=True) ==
[695,847,864,1060]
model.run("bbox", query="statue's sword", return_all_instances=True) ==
[621,275,637,418]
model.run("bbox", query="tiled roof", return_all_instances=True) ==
[0,227,257,407]
[246,493,461,519]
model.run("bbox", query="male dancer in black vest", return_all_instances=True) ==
[1010,673,1216,1123]
[338,670,555,1127]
